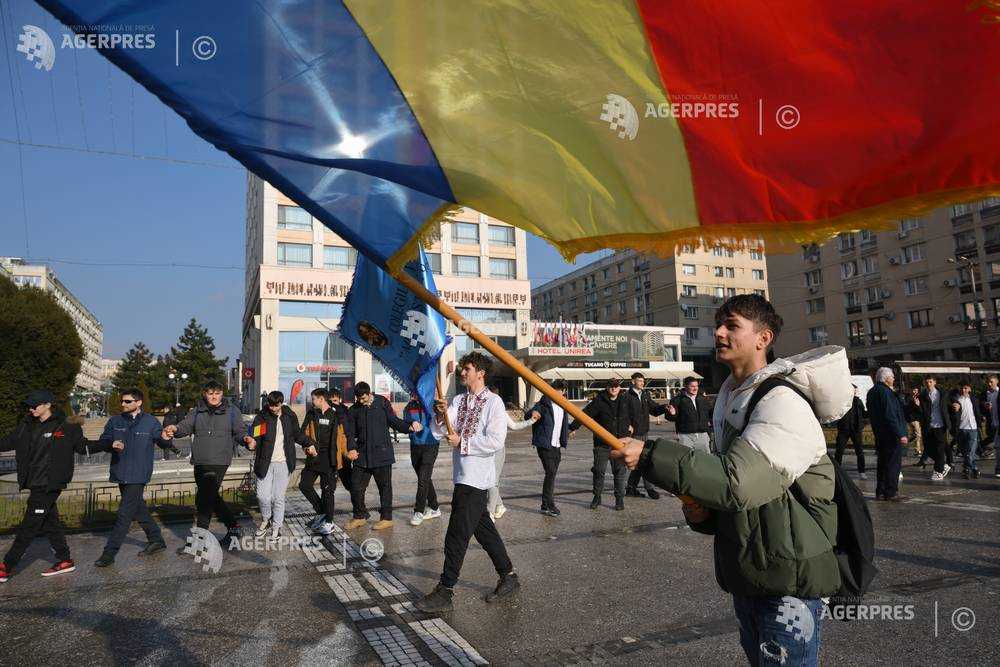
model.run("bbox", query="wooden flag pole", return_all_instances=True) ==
[435,366,454,436]
[396,271,624,451]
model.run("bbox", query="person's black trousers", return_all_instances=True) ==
[440,484,512,588]
[299,466,336,520]
[351,465,393,520]
[834,428,866,473]
[874,436,903,499]
[4,489,70,567]
[536,446,562,509]
[410,445,440,513]
[923,427,947,474]
[626,431,655,492]
[592,445,627,500]
[104,483,163,556]
[193,464,236,529]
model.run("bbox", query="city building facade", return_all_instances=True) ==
[1,257,104,393]
[530,246,768,388]
[766,198,1000,371]
[241,176,533,409]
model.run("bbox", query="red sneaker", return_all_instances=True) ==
[41,560,76,577]
[0,563,9,583]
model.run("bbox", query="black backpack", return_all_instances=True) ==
[743,376,878,618]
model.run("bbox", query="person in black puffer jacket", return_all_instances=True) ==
[568,379,635,511]
[0,390,88,582]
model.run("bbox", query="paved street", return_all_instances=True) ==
[1,424,998,665]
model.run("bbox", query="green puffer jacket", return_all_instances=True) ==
[642,350,853,599]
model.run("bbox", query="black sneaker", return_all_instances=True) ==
[589,496,601,510]
[547,505,561,516]
[625,488,644,498]
[139,541,166,556]
[614,499,625,511]
[220,526,242,549]
[971,469,980,479]
[415,584,454,613]
[484,572,520,602]
[94,553,115,568]
[646,489,661,500]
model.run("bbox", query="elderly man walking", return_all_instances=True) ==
[867,368,909,501]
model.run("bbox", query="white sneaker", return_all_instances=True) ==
[308,514,325,530]
[423,508,442,520]
[898,472,903,482]
[255,518,272,537]
[493,505,507,520]
[858,472,868,480]
[942,464,952,478]
[271,525,282,539]
[930,472,945,481]
[315,521,335,535]
[410,512,425,526]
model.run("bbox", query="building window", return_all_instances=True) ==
[714,286,724,298]
[569,297,578,310]
[682,264,696,276]
[900,218,921,234]
[713,266,724,277]
[900,243,925,264]
[805,269,823,287]
[865,287,881,304]
[754,289,766,296]
[681,284,697,297]
[806,297,825,314]
[619,300,627,316]
[278,331,356,403]
[985,224,1000,249]
[682,304,699,319]
[868,317,887,344]
[907,309,933,328]
[841,260,858,279]
[425,252,442,274]
[617,262,624,274]
[603,285,612,297]
[619,282,627,293]
[323,245,357,270]
[489,257,516,279]
[859,230,877,245]
[681,243,694,254]
[751,269,764,280]
[750,249,764,260]
[845,290,860,308]
[634,296,642,312]
[558,286,564,296]
[712,245,724,257]
[452,254,481,277]
[455,307,516,323]
[488,224,515,246]
[847,320,866,347]
[279,301,343,319]
[725,267,735,278]
[452,222,480,245]
[838,233,856,251]
[903,276,928,295]
[684,327,700,341]
[604,304,612,318]
[602,268,610,280]
[808,326,828,343]
[645,312,655,325]
[861,255,879,275]
[726,287,736,297]
[277,242,312,267]
[277,205,312,230]
[954,229,977,252]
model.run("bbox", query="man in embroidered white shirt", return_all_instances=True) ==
[415,352,519,612]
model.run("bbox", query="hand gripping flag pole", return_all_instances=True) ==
[435,366,454,437]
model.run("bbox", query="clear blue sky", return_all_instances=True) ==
[0,1,606,363]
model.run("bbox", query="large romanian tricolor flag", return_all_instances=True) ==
[37,1,1000,267]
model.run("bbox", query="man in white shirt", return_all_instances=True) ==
[950,382,983,479]
[415,352,518,613]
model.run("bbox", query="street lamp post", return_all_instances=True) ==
[168,371,188,408]
[948,255,987,360]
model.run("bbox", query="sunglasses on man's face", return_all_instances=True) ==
[121,399,137,404]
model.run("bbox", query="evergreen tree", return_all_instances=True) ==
[111,342,155,394]
[0,279,84,434]
[168,318,228,407]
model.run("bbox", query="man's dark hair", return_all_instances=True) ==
[459,351,493,379]
[605,378,621,390]
[330,387,343,398]
[311,388,329,400]
[714,293,783,340]
[202,380,225,392]
[551,379,567,391]
[683,376,699,387]
[354,382,371,397]
[631,372,645,380]
[122,388,144,402]
[266,390,284,406]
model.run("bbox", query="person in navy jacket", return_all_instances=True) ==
[866,368,909,501]
[528,379,569,516]
[89,388,176,567]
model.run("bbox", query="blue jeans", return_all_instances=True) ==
[733,595,823,666]
[956,428,979,472]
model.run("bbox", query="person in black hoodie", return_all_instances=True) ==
[569,379,634,511]
[248,390,313,538]
[528,379,570,516]
[344,382,422,530]
[834,385,868,479]
[0,390,87,582]
[624,372,670,499]
[299,388,354,536]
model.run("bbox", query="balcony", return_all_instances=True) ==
[951,213,973,227]
[848,337,867,348]
[868,334,888,346]
[866,302,884,312]
[845,305,863,315]
[839,244,856,254]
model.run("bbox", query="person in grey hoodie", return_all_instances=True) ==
[163,380,253,548]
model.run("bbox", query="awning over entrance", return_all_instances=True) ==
[538,368,701,382]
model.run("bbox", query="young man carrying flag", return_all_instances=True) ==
[416,352,519,612]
